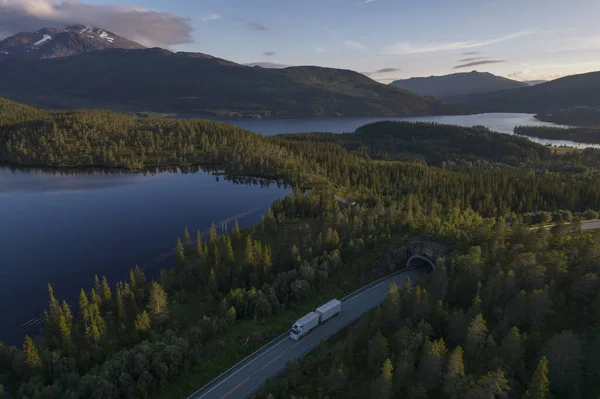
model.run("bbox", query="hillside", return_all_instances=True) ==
[0,47,459,117]
[454,71,600,112]
[0,26,145,60]
[390,71,528,100]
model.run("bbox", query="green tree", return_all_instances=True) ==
[443,346,465,397]
[224,236,235,264]
[61,300,73,329]
[372,359,393,399]
[382,282,400,332]
[209,222,218,244]
[232,220,241,239]
[23,336,42,369]
[465,313,488,373]
[245,235,255,266]
[148,282,169,327]
[183,226,191,245]
[228,306,237,323]
[368,330,389,370]
[524,357,550,399]
[326,227,341,250]
[176,238,185,263]
[79,288,89,319]
[499,327,525,377]
[58,314,72,348]
[101,276,112,302]
[465,370,510,399]
[46,283,61,326]
[418,338,447,390]
[543,331,583,394]
[196,229,203,257]
[135,311,152,333]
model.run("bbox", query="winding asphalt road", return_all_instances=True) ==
[187,267,427,399]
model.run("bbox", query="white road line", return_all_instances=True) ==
[195,336,289,398]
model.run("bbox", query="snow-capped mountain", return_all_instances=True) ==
[0,26,145,60]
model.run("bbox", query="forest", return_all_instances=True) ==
[1,98,600,398]
[536,109,600,126]
[259,225,600,399]
[515,125,600,145]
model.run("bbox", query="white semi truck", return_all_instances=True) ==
[290,299,342,340]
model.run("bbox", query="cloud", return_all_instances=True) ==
[373,68,401,73]
[263,51,276,56]
[0,0,192,47]
[508,68,568,81]
[462,50,485,55]
[200,14,220,23]
[453,59,506,69]
[247,21,267,31]
[344,39,367,50]
[362,0,377,3]
[316,46,326,53]
[458,57,488,62]
[383,31,531,55]
[548,37,600,53]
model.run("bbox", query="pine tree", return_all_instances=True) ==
[524,357,550,399]
[91,288,102,306]
[212,243,220,267]
[465,313,488,373]
[245,235,255,266]
[116,287,125,320]
[79,289,89,319]
[47,283,61,321]
[262,245,272,272]
[135,311,152,333]
[443,346,466,397]
[382,282,400,332]
[372,359,393,399]
[225,236,235,264]
[62,300,73,329]
[129,269,137,292]
[23,335,42,369]
[148,282,169,326]
[183,226,191,245]
[196,229,203,257]
[58,314,72,347]
[227,306,237,323]
[209,222,218,244]
[176,238,185,263]
[232,220,241,239]
[101,276,112,302]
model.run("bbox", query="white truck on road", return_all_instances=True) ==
[290,299,342,340]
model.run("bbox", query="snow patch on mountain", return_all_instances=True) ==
[33,35,52,47]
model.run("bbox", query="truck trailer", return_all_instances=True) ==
[316,299,342,323]
[290,299,342,340]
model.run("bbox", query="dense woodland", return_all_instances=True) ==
[259,225,600,399]
[1,98,600,398]
[536,109,600,126]
[515,125,600,145]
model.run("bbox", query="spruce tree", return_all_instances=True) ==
[196,229,203,257]
[101,276,112,302]
[61,300,73,329]
[225,236,235,264]
[135,311,152,333]
[176,238,185,263]
[524,357,550,399]
[245,235,255,266]
[232,220,241,239]
[23,335,42,369]
[79,289,89,319]
[443,346,465,397]
[148,282,169,327]
[209,222,218,244]
[183,226,191,245]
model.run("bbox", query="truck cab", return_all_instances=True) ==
[290,323,303,340]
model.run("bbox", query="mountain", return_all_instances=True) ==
[0,26,145,60]
[453,71,600,113]
[390,71,528,100]
[523,80,547,86]
[0,44,462,117]
[244,62,290,68]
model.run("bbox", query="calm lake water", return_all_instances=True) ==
[0,167,287,344]
[217,112,600,149]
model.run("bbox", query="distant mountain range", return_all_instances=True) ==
[244,62,290,69]
[389,71,528,101]
[0,26,144,60]
[452,71,600,112]
[0,26,464,117]
[523,80,548,86]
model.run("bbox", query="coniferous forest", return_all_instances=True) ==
[1,98,600,398]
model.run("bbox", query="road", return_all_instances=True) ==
[188,267,427,399]
[579,220,600,230]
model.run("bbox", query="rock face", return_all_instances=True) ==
[0,26,145,60]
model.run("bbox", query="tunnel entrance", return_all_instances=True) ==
[407,254,435,272]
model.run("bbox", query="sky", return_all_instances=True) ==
[2,0,600,83]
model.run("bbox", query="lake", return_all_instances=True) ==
[216,112,600,149]
[0,167,288,344]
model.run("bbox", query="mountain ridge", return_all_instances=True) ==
[390,71,528,100]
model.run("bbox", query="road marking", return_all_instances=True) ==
[292,331,313,347]
[256,353,284,374]
[195,336,288,398]
[220,377,249,399]
[344,274,406,305]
